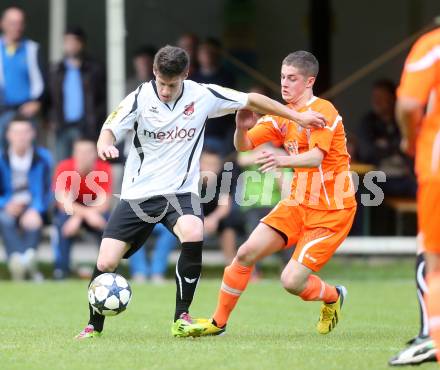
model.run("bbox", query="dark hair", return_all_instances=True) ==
[282,51,319,77]
[153,45,189,77]
[73,136,95,145]
[8,114,32,126]
[133,45,157,59]
[5,114,33,136]
[373,79,396,96]
[64,26,87,43]
[65,26,87,42]
[200,37,222,49]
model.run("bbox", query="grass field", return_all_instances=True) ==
[0,259,437,370]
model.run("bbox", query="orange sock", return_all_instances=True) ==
[299,274,338,303]
[427,272,440,363]
[212,259,253,327]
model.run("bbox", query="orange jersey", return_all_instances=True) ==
[397,27,440,183]
[247,96,356,210]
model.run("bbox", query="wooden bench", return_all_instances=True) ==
[385,197,417,235]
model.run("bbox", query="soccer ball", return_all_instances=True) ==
[88,273,132,316]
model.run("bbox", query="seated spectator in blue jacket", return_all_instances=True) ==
[0,116,52,280]
[52,138,112,279]
[0,6,45,148]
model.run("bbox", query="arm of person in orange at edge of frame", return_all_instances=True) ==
[395,97,424,157]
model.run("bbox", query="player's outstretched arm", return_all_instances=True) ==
[245,92,326,129]
[255,147,324,173]
[97,129,119,161]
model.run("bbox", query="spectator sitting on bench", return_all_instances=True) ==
[0,115,52,280]
[52,137,112,279]
[357,79,417,197]
[200,145,243,264]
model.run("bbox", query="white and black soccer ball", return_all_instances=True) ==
[88,273,132,316]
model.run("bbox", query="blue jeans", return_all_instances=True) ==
[0,210,41,257]
[55,125,82,161]
[129,223,177,277]
[0,110,16,150]
[52,211,104,275]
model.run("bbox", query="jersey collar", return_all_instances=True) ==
[151,79,185,111]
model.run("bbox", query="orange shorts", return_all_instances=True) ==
[261,200,356,271]
[418,181,440,253]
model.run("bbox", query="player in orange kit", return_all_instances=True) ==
[389,27,440,366]
[188,50,357,336]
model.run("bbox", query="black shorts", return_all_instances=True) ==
[103,193,203,258]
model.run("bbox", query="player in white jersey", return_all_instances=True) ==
[75,45,326,339]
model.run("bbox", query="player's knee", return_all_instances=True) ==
[96,257,118,272]
[176,220,203,242]
[280,270,305,295]
[174,215,204,242]
[427,254,440,274]
[179,228,203,242]
[235,243,257,266]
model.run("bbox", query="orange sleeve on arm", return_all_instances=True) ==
[246,115,284,149]
[309,104,340,154]
[397,34,438,105]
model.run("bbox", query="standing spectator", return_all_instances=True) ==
[0,6,44,148]
[357,79,417,197]
[193,38,237,155]
[126,45,156,93]
[193,38,235,87]
[49,27,106,161]
[52,138,112,279]
[120,45,157,162]
[0,116,52,280]
[177,33,199,78]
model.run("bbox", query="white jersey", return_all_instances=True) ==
[103,80,248,200]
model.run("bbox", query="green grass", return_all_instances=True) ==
[0,260,437,370]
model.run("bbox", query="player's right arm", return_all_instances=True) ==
[97,130,118,161]
[396,32,438,155]
[234,109,284,151]
[98,84,144,160]
[234,110,259,151]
